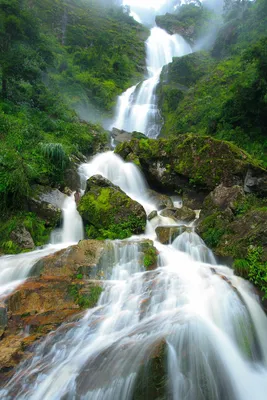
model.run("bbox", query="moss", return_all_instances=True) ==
[68,284,103,309]
[141,241,158,270]
[132,340,167,400]
[200,212,230,248]
[116,135,262,193]
[78,178,146,240]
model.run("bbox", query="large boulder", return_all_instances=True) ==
[156,225,192,244]
[28,185,65,227]
[161,206,195,221]
[78,175,147,239]
[147,189,173,210]
[10,226,35,250]
[115,135,267,195]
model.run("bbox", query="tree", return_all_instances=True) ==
[0,0,52,99]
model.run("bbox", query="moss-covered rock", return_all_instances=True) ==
[139,240,158,271]
[115,135,267,195]
[132,340,167,400]
[198,187,267,296]
[78,175,146,240]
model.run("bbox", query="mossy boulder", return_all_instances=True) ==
[132,340,167,400]
[197,187,267,296]
[78,175,146,240]
[140,240,158,271]
[115,135,267,195]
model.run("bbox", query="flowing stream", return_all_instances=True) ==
[1,152,267,399]
[110,27,191,137]
[0,194,84,300]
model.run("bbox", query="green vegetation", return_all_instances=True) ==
[159,0,267,165]
[234,247,267,299]
[68,283,103,308]
[0,212,51,254]
[78,178,146,240]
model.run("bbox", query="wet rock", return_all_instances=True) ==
[203,184,245,213]
[140,240,158,270]
[182,188,207,210]
[147,189,173,210]
[156,225,192,244]
[244,168,267,196]
[28,185,65,227]
[0,239,108,378]
[161,206,195,222]
[30,239,107,278]
[64,167,81,191]
[115,135,267,194]
[78,175,146,239]
[148,210,158,221]
[10,226,34,250]
[132,339,167,400]
[0,303,7,337]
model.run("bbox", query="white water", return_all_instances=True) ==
[110,27,191,137]
[79,151,156,214]
[1,154,267,399]
[0,195,83,299]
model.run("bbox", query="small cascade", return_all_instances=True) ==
[0,195,83,299]
[172,230,217,265]
[79,151,156,214]
[110,27,191,137]
[50,194,84,245]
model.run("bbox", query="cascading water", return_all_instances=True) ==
[1,153,267,399]
[0,194,84,299]
[79,151,156,214]
[110,27,192,137]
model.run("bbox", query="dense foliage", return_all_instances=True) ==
[159,0,267,164]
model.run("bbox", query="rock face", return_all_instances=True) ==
[28,185,65,227]
[78,175,147,239]
[115,135,267,195]
[156,225,192,244]
[0,239,107,380]
[111,128,147,146]
[10,226,35,250]
[147,189,173,210]
[161,206,195,221]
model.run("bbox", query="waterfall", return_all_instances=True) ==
[1,154,267,399]
[110,27,191,137]
[0,195,83,299]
